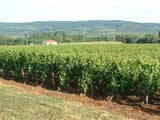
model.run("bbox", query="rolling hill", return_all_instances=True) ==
[0,20,160,37]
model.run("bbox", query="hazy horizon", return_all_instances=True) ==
[1,0,160,23]
[0,20,160,24]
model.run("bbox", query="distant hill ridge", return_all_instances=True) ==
[0,20,160,37]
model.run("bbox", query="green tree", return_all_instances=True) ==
[137,33,159,43]
[55,32,63,43]
[64,36,72,42]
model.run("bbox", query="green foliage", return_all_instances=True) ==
[1,31,160,45]
[116,33,160,43]
[115,34,140,43]
[137,33,159,43]
[0,44,160,103]
[55,32,64,43]
[0,36,27,45]
[158,31,160,38]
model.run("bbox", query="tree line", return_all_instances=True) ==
[0,32,73,45]
[0,31,111,45]
[29,32,112,43]
[115,32,160,43]
[0,31,160,45]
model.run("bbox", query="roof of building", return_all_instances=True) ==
[44,40,57,42]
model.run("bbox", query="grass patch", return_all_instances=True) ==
[0,85,122,120]
[61,41,122,45]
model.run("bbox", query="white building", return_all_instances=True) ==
[43,40,58,45]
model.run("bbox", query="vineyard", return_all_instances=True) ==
[0,44,160,104]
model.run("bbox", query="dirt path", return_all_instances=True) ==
[0,78,159,120]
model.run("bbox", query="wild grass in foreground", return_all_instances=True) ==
[0,85,122,120]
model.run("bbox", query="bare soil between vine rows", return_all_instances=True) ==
[0,77,160,120]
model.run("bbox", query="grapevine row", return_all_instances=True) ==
[0,45,159,104]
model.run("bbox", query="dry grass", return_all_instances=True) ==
[62,41,122,45]
[0,84,122,120]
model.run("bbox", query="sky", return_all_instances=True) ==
[0,0,160,23]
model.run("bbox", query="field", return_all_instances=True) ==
[62,41,122,45]
[0,42,160,119]
[0,43,160,104]
[0,43,160,119]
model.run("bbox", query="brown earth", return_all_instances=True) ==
[0,77,159,120]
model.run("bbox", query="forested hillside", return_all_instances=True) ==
[1,20,160,37]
